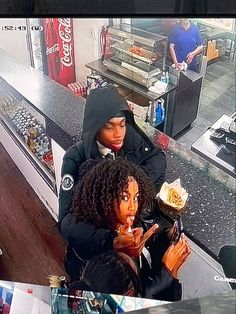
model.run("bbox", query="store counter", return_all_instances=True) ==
[0,49,85,151]
[0,50,235,299]
[0,49,85,220]
[136,121,235,258]
[137,121,235,299]
[191,114,236,178]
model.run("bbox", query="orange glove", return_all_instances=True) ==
[162,234,191,278]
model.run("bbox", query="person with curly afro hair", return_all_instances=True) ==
[64,158,190,302]
[64,158,158,281]
[72,158,156,231]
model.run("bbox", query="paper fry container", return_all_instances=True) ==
[158,179,188,219]
[158,198,188,219]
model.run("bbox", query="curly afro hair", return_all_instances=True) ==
[72,158,156,229]
[68,251,141,297]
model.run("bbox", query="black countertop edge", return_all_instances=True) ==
[46,118,75,151]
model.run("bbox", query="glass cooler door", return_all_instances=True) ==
[0,79,57,194]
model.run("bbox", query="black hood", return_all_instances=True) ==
[82,86,134,156]
[82,85,154,158]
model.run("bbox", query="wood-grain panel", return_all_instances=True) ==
[0,143,66,285]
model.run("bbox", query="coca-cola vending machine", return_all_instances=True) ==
[43,18,76,86]
[26,18,48,75]
[26,18,76,87]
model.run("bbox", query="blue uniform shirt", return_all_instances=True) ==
[169,22,202,71]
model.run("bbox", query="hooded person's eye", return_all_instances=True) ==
[104,123,112,129]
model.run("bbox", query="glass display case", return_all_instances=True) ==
[0,80,56,193]
[103,23,168,88]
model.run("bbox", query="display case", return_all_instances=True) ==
[0,79,56,194]
[103,23,168,88]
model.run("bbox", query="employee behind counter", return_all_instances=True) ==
[169,18,203,72]
[58,86,167,245]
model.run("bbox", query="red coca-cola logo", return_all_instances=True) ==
[46,43,59,55]
[58,18,73,67]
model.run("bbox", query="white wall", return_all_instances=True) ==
[0,19,30,65]
[0,18,109,81]
[73,18,109,82]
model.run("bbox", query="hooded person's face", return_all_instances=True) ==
[96,117,126,151]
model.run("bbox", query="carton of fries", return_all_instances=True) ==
[158,179,188,217]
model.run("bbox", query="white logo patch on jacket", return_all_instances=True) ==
[61,174,74,191]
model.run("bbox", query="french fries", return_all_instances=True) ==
[159,179,188,211]
[167,188,184,208]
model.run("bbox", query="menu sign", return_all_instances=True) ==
[195,18,235,33]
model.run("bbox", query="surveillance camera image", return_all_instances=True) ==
[0,17,235,314]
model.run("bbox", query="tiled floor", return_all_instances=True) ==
[176,57,236,149]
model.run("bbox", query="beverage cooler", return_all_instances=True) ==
[26,19,48,75]
[0,78,58,219]
[26,18,76,87]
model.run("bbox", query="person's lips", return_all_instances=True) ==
[126,216,135,233]
[127,216,135,224]
[111,142,123,150]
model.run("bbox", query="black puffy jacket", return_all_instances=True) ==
[59,86,166,224]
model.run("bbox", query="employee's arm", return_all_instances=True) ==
[169,43,181,68]
[186,44,204,64]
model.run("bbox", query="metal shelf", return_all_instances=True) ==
[111,44,155,65]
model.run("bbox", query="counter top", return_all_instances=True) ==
[139,121,235,259]
[0,49,85,145]
[191,114,236,178]
[86,59,177,101]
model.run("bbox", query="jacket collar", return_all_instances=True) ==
[96,141,112,157]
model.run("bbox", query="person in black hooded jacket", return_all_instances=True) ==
[59,86,166,227]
